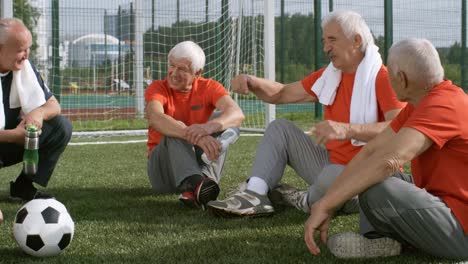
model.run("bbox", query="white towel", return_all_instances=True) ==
[0,60,46,130]
[311,63,341,105]
[311,44,382,146]
[350,44,382,146]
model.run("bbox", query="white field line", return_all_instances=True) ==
[69,133,265,146]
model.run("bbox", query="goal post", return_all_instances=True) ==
[22,0,275,133]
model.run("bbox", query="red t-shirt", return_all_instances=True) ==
[301,65,405,165]
[390,80,468,234]
[144,77,228,155]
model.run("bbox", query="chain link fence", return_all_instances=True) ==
[4,0,468,131]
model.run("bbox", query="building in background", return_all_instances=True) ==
[69,33,129,68]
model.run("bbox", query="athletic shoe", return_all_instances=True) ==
[194,176,220,209]
[327,232,401,258]
[268,183,309,212]
[207,189,274,218]
[201,127,240,165]
[225,181,247,197]
[178,191,201,209]
[9,181,54,201]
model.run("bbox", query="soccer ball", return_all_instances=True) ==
[13,199,75,257]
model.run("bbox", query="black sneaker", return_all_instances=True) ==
[178,191,201,209]
[194,176,220,208]
[9,181,54,201]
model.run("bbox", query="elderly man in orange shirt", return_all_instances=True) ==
[208,10,405,218]
[305,38,468,259]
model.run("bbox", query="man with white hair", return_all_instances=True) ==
[0,18,72,201]
[207,10,405,217]
[145,41,244,209]
[304,38,468,259]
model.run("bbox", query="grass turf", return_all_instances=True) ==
[0,135,458,263]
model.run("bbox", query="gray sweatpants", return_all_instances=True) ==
[250,119,358,213]
[360,173,468,259]
[147,136,227,194]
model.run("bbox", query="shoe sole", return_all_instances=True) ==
[328,232,401,258]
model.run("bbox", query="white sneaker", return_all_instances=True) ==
[268,183,309,213]
[207,189,274,217]
[225,181,247,197]
[327,232,401,258]
[202,127,240,164]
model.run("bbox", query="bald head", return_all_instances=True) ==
[388,38,444,89]
[0,18,30,45]
[0,18,32,72]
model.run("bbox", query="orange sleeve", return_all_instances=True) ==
[390,104,413,132]
[144,80,168,105]
[300,68,326,99]
[208,79,229,106]
[375,66,406,113]
[403,93,459,149]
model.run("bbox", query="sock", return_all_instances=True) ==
[179,174,203,192]
[246,176,269,195]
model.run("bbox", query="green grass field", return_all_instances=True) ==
[0,135,458,263]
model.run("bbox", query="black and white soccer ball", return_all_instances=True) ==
[13,199,74,257]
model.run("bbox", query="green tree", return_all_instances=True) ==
[13,0,41,60]
[447,42,461,65]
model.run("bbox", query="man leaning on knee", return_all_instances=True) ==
[0,18,72,201]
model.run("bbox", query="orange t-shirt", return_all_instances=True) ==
[390,80,468,234]
[144,77,228,155]
[301,65,405,165]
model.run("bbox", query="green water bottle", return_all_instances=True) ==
[23,125,39,175]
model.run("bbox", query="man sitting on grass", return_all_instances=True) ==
[207,10,405,218]
[145,41,244,209]
[305,38,468,259]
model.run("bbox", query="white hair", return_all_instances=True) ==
[388,38,444,87]
[321,10,374,52]
[0,18,27,45]
[168,41,205,73]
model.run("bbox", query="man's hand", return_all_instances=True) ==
[230,74,251,95]
[185,124,212,145]
[0,209,3,225]
[309,120,351,145]
[196,135,221,161]
[304,201,334,256]
[8,120,27,144]
[22,108,44,130]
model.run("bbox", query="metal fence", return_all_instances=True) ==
[3,0,468,131]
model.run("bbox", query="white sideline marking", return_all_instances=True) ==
[69,140,147,146]
[69,133,265,146]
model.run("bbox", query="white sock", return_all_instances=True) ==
[246,176,269,195]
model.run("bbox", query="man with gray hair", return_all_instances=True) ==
[0,18,72,201]
[207,10,405,217]
[145,40,244,209]
[305,38,468,259]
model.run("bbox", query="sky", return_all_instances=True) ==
[29,0,466,47]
